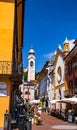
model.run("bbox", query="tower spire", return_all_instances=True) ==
[30,43,33,49]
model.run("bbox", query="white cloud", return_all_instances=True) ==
[43,52,54,59]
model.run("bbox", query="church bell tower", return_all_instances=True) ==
[28,47,36,81]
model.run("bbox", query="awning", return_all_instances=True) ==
[29,99,40,104]
[50,99,60,104]
[58,96,77,104]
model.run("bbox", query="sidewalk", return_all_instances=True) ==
[32,112,77,130]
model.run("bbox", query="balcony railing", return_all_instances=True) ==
[0,61,23,76]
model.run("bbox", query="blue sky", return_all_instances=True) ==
[23,0,77,72]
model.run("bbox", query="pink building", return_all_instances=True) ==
[23,47,36,102]
[23,81,35,102]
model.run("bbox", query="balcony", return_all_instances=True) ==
[0,61,23,77]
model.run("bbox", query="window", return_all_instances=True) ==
[0,82,7,96]
[25,91,30,95]
[68,62,72,75]
[69,80,73,89]
[0,90,7,96]
[57,66,62,83]
[0,82,7,89]
[74,78,77,89]
[30,61,33,67]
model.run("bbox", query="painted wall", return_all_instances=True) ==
[54,54,66,110]
[0,78,11,127]
[0,1,14,127]
[0,2,14,61]
[0,96,10,127]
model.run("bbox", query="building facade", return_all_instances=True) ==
[54,38,75,111]
[64,41,77,98]
[36,60,54,108]
[36,61,49,98]
[0,0,24,127]
[54,44,66,110]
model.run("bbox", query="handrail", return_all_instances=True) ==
[0,61,23,76]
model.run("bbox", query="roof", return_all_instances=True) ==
[24,81,35,87]
[29,48,35,54]
[64,37,69,44]
[64,37,75,51]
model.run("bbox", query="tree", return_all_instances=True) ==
[24,71,28,81]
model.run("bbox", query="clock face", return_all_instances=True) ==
[57,66,62,83]
[30,61,33,67]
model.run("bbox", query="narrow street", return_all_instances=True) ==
[32,112,77,130]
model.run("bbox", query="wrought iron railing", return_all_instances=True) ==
[0,61,23,76]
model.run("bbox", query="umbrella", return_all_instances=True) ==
[50,99,60,104]
[29,99,40,104]
[59,96,77,104]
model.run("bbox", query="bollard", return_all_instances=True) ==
[18,114,25,130]
[26,117,32,130]
[4,110,9,130]
[25,114,32,130]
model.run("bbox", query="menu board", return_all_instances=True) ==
[68,114,73,122]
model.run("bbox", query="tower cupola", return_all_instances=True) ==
[64,37,70,56]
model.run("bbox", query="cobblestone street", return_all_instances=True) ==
[32,112,77,130]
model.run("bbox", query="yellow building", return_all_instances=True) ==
[54,38,75,111]
[0,0,24,127]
